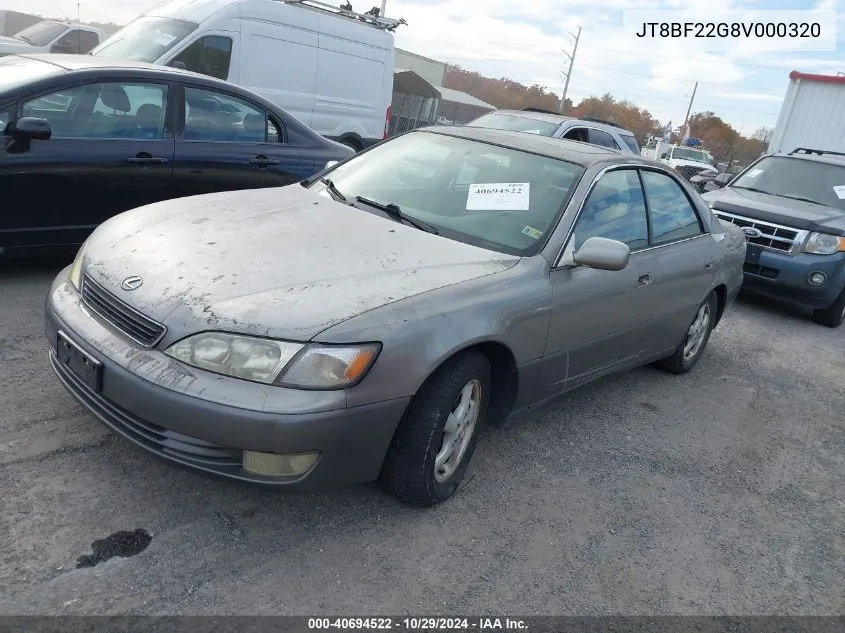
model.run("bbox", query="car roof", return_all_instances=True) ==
[488,109,636,137]
[420,125,659,168]
[772,150,845,168]
[12,53,216,81]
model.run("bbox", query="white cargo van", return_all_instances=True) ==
[91,0,402,150]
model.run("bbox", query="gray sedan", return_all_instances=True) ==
[45,126,747,506]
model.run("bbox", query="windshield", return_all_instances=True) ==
[0,55,65,92]
[671,147,710,163]
[91,16,199,62]
[731,155,845,211]
[467,113,561,137]
[13,21,67,46]
[308,131,585,256]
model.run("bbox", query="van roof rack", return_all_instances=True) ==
[281,0,407,31]
[789,147,845,158]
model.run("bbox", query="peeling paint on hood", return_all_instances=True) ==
[83,185,519,341]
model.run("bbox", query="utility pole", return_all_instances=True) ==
[559,25,581,114]
[682,80,698,129]
[380,0,387,16]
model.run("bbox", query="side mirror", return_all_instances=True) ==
[5,117,52,141]
[572,236,631,271]
[714,173,732,186]
[51,42,76,54]
[169,61,187,70]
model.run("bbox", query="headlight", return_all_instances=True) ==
[802,232,845,255]
[69,240,88,291]
[165,333,380,389]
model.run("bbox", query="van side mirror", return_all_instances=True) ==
[572,236,631,271]
[714,173,733,186]
[169,61,187,70]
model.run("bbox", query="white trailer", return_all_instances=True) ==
[768,71,845,154]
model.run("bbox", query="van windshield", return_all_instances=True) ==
[91,17,199,62]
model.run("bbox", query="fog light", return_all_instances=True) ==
[808,272,827,286]
[242,451,319,477]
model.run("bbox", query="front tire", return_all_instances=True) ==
[655,290,718,375]
[811,287,845,328]
[379,350,491,507]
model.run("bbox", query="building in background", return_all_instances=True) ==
[389,47,495,136]
[768,71,845,154]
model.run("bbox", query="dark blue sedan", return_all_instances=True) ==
[0,54,353,256]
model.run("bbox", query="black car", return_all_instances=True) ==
[0,54,353,256]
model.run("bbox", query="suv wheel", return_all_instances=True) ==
[812,288,845,328]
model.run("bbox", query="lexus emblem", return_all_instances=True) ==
[742,227,762,239]
[120,276,143,291]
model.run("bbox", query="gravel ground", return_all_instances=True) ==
[0,257,843,616]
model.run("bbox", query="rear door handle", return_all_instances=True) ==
[250,155,280,167]
[705,257,715,270]
[637,273,652,287]
[127,153,168,165]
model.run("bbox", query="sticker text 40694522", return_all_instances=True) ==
[466,183,531,212]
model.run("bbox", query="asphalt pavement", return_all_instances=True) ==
[1,256,843,615]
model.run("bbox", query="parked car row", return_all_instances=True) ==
[0,54,353,255]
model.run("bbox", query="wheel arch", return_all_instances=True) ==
[413,339,520,427]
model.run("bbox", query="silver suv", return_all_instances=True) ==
[466,108,640,154]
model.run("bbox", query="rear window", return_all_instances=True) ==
[619,133,640,153]
[0,56,65,94]
[467,113,561,137]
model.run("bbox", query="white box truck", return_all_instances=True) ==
[768,71,845,154]
[91,0,404,151]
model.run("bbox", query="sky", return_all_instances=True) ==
[4,0,844,135]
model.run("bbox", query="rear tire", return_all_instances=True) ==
[379,350,491,507]
[655,290,718,375]
[812,288,845,328]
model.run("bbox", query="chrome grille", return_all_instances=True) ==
[713,210,805,254]
[80,274,166,347]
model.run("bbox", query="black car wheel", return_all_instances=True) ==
[379,350,491,506]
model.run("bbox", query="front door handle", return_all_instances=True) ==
[127,152,168,165]
[250,154,280,168]
[704,257,715,270]
[637,273,652,287]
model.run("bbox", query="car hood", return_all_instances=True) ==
[0,37,36,52]
[703,187,845,234]
[83,186,520,342]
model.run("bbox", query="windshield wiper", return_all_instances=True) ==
[320,177,348,203]
[16,35,34,44]
[354,196,439,234]
[778,194,823,205]
[732,185,770,195]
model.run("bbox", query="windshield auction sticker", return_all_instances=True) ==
[467,183,530,211]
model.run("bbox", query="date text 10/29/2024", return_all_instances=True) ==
[308,618,528,630]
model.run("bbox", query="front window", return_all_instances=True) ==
[671,147,710,163]
[467,113,561,137]
[13,21,67,47]
[22,82,169,139]
[170,36,233,81]
[730,155,845,211]
[91,17,199,63]
[308,131,586,256]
